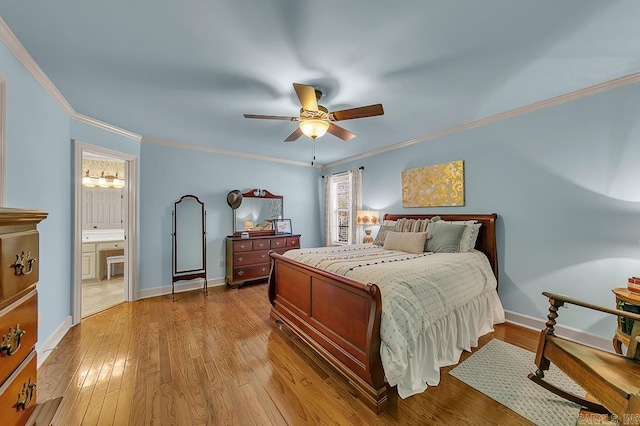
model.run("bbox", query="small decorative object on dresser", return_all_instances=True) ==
[273,219,292,235]
[0,207,61,425]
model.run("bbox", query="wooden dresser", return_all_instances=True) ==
[226,234,300,289]
[0,208,58,425]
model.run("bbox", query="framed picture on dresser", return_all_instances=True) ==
[274,219,292,234]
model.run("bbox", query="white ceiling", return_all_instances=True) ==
[2,1,640,165]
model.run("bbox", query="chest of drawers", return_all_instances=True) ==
[226,234,301,289]
[0,207,50,425]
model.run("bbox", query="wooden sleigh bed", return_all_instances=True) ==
[267,213,499,413]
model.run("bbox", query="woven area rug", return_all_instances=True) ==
[449,339,586,426]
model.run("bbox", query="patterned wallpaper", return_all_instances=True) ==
[82,159,125,179]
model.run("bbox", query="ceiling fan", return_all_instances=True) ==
[243,83,384,142]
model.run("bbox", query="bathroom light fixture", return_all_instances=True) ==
[81,170,125,188]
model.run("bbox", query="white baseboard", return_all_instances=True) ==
[37,315,72,367]
[504,309,612,353]
[137,277,226,300]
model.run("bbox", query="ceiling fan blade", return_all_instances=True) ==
[244,114,298,121]
[329,104,384,121]
[327,123,356,141]
[284,127,303,142]
[293,83,318,112]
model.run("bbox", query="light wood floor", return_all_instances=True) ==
[82,277,125,317]
[38,284,542,425]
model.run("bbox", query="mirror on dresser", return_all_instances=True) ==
[232,189,283,236]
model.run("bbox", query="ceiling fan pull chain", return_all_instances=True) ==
[311,140,316,166]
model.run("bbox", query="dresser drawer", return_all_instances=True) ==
[271,238,287,249]
[286,236,300,248]
[233,250,270,266]
[253,239,271,250]
[0,231,39,304]
[0,351,37,426]
[0,291,37,385]
[232,240,253,252]
[233,263,270,281]
[96,241,124,251]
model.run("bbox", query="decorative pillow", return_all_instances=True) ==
[460,223,481,252]
[383,220,397,227]
[440,219,481,252]
[373,225,395,246]
[395,218,416,232]
[383,231,430,254]
[425,222,466,253]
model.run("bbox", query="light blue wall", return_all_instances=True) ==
[326,82,640,338]
[139,141,321,291]
[1,42,72,345]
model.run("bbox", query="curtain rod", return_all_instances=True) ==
[322,166,364,178]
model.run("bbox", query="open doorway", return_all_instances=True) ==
[73,141,138,323]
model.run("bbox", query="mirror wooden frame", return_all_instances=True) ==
[172,194,207,301]
[232,189,283,236]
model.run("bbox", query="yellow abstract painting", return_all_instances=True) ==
[401,160,465,207]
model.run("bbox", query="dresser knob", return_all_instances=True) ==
[15,378,36,411]
[262,255,267,259]
[240,244,246,249]
[1,324,25,356]
[261,267,267,272]
[237,257,243,262]
[237,270,244,276]
[12,251,36,276]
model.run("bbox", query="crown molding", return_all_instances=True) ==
[0,17,141,141]
[143,136,320,168]
[72,112,141,141]
[324,71,640,170]
[0,17,74,115]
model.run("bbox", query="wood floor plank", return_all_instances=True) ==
[38,283,544,425]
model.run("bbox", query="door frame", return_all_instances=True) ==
[73,140,138,324]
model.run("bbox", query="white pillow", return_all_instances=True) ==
[383,231,429,254]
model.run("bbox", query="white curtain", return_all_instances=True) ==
[323,175,332,246]
[350,168,362,244]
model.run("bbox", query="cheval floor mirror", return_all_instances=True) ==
[171,195,207,301]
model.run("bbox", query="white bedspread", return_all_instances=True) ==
[283,244,505,397]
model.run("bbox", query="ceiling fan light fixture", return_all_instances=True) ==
[299,119,329,140]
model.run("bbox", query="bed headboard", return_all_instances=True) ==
[383,213,499,283]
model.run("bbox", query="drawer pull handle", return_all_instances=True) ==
[237,270,244,276]
[1,324,25,356]
[15,378,36,411]
[237,257,244,262]
[275,242,281,246]
[261,267,267,272]
[240,244,246,249]
[12,251,36,276]
[262,255,267,259]
[259,243,265,247]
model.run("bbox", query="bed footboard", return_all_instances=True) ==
[268,251,387,413]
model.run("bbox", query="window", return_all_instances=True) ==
[325,168,361,246]
[332,173,351,244]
